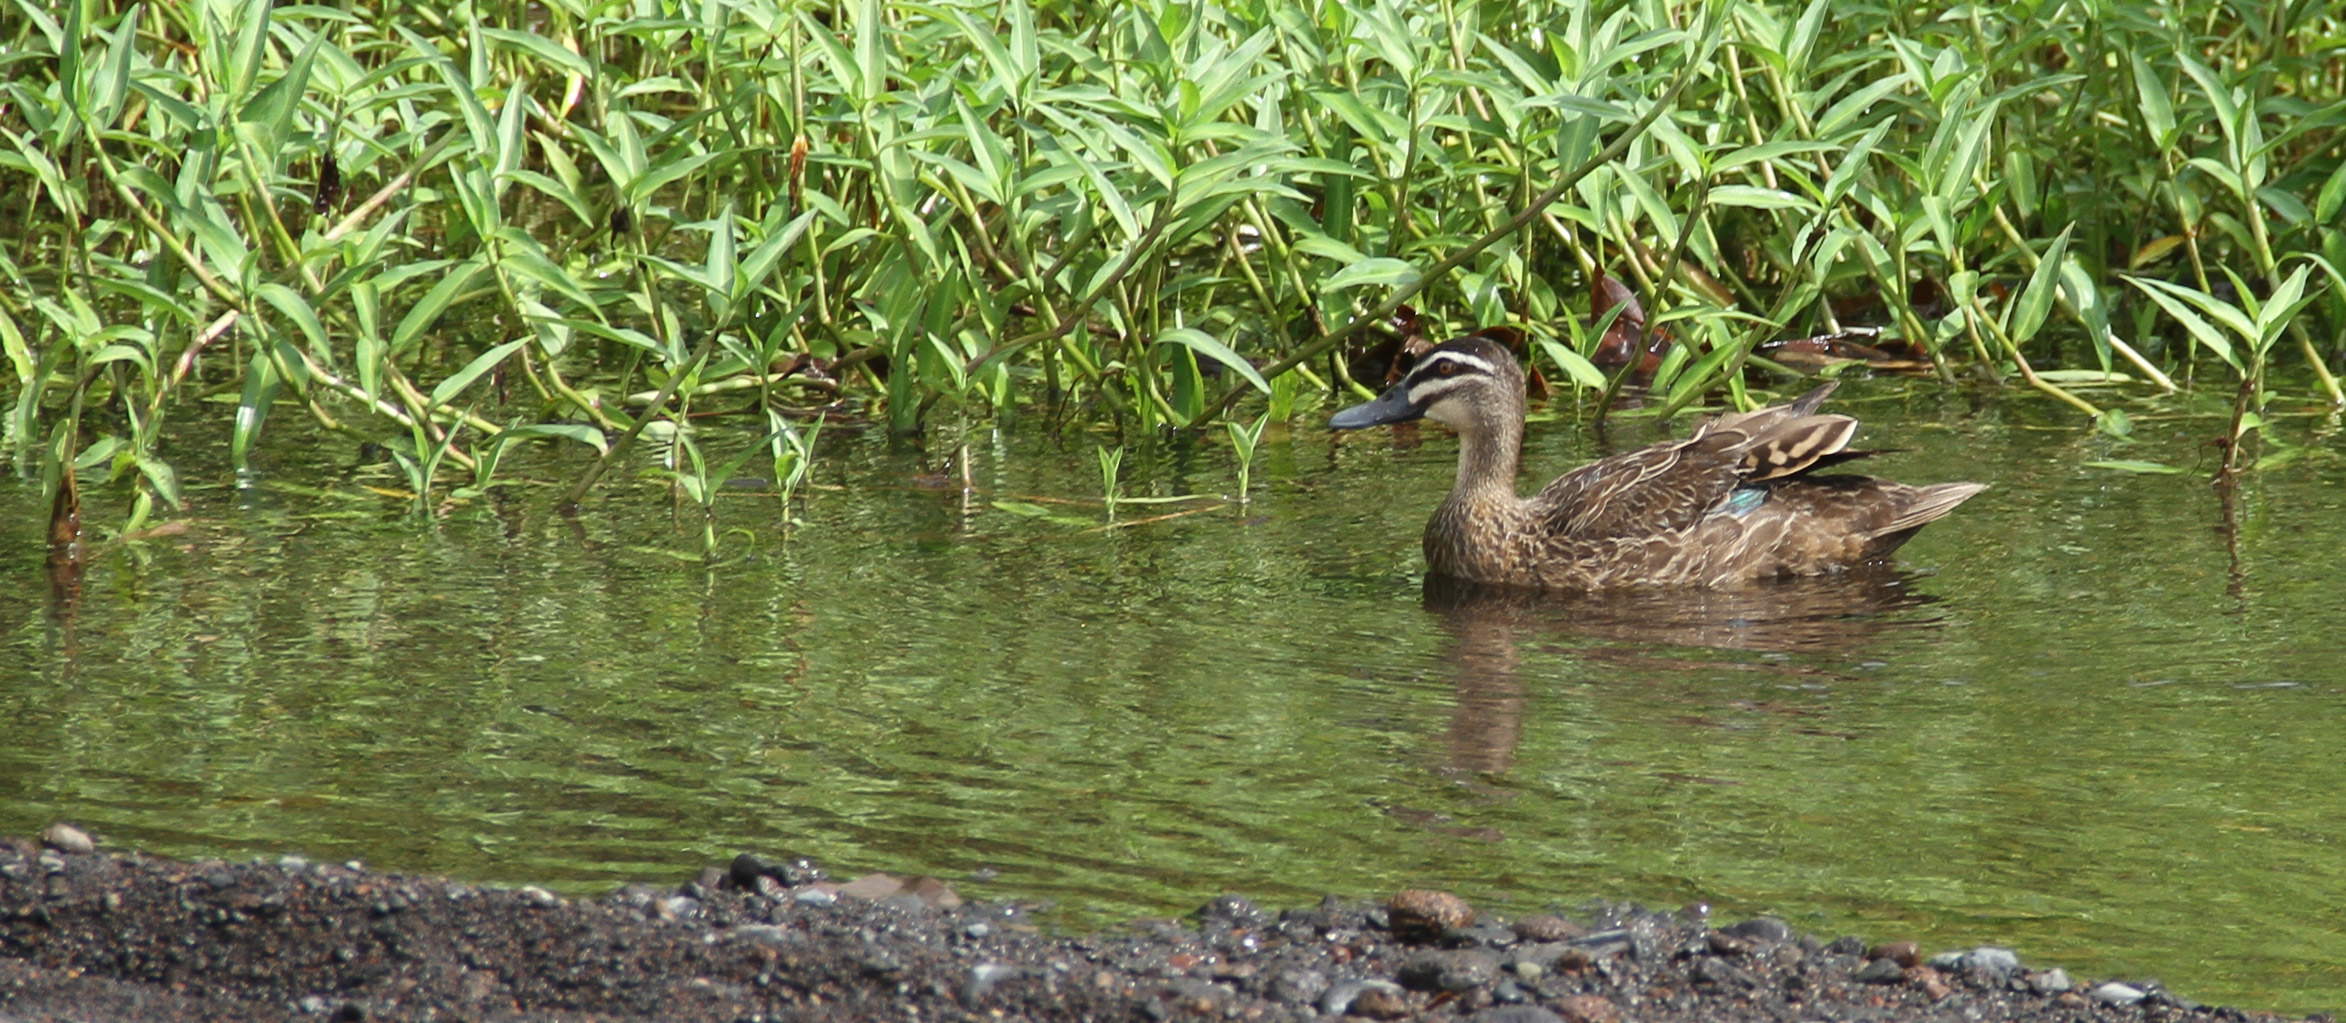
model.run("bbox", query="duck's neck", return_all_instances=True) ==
[1448,416,1524,508]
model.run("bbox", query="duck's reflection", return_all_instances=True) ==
[1420,567,1943,780]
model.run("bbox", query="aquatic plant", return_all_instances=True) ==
[4,0,2343,535]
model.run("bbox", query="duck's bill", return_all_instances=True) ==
[1328,383,1423,429]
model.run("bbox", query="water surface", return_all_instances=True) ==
[4,380,2342,1012]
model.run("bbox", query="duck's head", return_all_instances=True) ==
[1329,333,1525,433]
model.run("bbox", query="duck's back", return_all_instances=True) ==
[1429,385,1986,590]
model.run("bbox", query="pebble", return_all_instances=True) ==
[1718,917,1793,943]
[2030,968,2074,993]
[965,962,1017,998]
[1397,949,1501,992]
[792,888,839,907]
[1198,895,1268,927]
[963,922,991,939]
[41,823,94,855]
[2091,981,2146,1005]
[1388,889,1475,940]
[1319,978,1404,1016]
[1467,1006,1562,1023]
[1867,940,1921,967]
[519,886,559,908]
[1854,957,1907,984]
[1511,914,1583,942]
[1268,968,1328,1004]
[1349,984,1412,1019]
[1552,993,1621,1023]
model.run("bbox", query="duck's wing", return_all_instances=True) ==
[1531,383,1859,540]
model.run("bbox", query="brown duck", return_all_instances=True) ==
[1329,334,1987,590]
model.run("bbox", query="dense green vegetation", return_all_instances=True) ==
[4,0,2344,532]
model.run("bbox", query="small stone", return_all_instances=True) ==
[966,962,1017,999]
[1967,946,2021,975]
[1509,960,1543,982]
[1705,930,1749,956]
[1691,957,1758,988]
[729,852,769,889]
[1854,957,1907,984]
[1320,979,1404,1017]
[1927,950,1968,970]
[41,823,94,855]
[1269,968,1329,1005]
[2057,992,2087,1008]
[2091,982,2145,1005]
[910,876,961,909]
[1511,914,1583,942]
[963,922,992,939]
[793,887,838,907]
[300,995,331,1015]
[1449,922,1517,948]
[2030,968,2073,994]
[1388,889,1475,941]
[1916,967,1953,1001]
[1825,935,1866,956]
[1867,941,1921,968]
[519,886,559,908]
[1718,917,1792,943]
[1398,949,1501,992]
[1552,993,1620,1023]
[1349,984,1412,1019]
[1198,895,1267,927]
[837,873,905,900]
[1467,1006,1563,1023]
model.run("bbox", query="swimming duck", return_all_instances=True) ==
[1329,333,1987,590]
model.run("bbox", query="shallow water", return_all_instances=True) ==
[4,380,2343,1012]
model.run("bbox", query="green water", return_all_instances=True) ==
[4,382,2343,1013]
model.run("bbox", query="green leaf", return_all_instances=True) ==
[1537,339,1606,389]
[1319,256,1419,292]
[1156,328,1269,395]
[428,338,527,408]
[1708,185,1817,212]
[2008,224,2072,345]
[2083,460,2184,475]
[390,258,484,354]
[2128,52,2176,151]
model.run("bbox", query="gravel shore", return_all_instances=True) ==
[0,827,2328,1023]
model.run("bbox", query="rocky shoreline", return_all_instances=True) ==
[0,826,2326,1023]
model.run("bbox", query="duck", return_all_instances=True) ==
[1328,332,1987,590]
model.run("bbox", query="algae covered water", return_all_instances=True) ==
[4,381,2342,1012]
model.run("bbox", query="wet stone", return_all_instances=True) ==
[2030,968,2074,994]
[1867,940,1921,968]
[1319,978,1404,1017]
[1387,889,1474,941]
[1198,894,1268,928]
[1398,949,1502,992]
[1553,993,1622,1023]
[1268,968,1328,1004]
[2092,982,2147,1005]
[1824,935,1866,956]
[1511,914,1583,942]
[1854,957,1907,984]
[42,823,95,855]
[1348,983,1413,1019]
[1691,957,1758,988]
[1718,917,1793,943]
[1448,922,1517,948]
[1468,1005,1563,1023]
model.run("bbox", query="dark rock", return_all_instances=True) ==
[1449,922,1518,948]
[1718,917,1792,943]
[1349,983,1413,1019]
[1691,957,1758,989]
[1854,957,1906,984]
[1387,889,1474,941]
[1824,935,1866,956]
[1398,949,1501,992]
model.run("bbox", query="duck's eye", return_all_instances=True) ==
[1436,360,1457,376]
